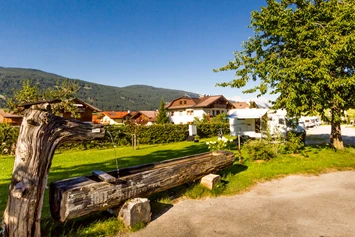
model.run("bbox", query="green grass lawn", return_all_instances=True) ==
[1,139,355,236]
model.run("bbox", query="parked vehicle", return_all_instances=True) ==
[228,109,306,142]
[300,116,321,129]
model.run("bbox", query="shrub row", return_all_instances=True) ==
[58,123,230,151]
[0,123,230,154]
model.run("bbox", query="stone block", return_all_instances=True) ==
[118,198,151,227]
[201,174,221,190]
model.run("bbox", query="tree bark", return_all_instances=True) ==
[2,107,104,237]
[330,108,344,150]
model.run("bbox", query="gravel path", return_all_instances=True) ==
[127,171,355,237]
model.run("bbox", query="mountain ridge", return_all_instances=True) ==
[0,67,199,111]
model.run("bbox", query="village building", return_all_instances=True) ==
[165,94,235,124]
[60,98,102,123]
[131,111,158,126]
[16,98,101,123]
[0,109,23,126]
[100,111,131,125]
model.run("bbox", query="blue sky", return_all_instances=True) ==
[0,0,275,103]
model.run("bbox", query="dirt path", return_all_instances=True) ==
[127,171,355,237]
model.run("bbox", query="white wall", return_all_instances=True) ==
[101,115,119,125]
[169,108,229,124]
[169,108,206,124]
[229,118,259,137]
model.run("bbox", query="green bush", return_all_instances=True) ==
[285,132,304,154]
[242,139,276,161]
[0,124,19,155]
[196,123,229,138]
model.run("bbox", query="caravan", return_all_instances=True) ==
[227,109,306,141]
[299,116,321,129]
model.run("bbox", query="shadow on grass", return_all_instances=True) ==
[220,163,248,176]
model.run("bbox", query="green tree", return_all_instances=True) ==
[210,113,228,123]
[214,0,355,150]
[6,80,40,113]
[156,98,170,124]
[6,79,80,116]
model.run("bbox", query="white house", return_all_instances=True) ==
[165,94,235,124]
[101,111,131,125]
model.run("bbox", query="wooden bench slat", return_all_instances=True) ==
[92,170,117,182]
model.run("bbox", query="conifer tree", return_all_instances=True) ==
[156,98,170,124]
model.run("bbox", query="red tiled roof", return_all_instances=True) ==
[92,115,102,124]
[102,111,129,119]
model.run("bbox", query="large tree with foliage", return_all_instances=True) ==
[214,0,355,150]
[156,98,170,124]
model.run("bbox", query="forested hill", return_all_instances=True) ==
[0,67,198,111]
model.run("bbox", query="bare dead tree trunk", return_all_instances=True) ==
[330,108,344,150]
[2,106,104,237]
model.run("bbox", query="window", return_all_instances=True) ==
[187,110,194,116]
[184,100,187,104]
[171,111,174,116]
[179,101,182,105]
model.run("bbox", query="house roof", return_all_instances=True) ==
[73,98,102,112]
[227,109,269,119]
[132,111,157,122]
[166,95,234,109]
[196,96,224,107]
[102,111,129,119]
[0,109,23,118]
[92,115,102,124]
[232,102,249,109]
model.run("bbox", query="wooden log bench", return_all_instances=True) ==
[49,150,235,222]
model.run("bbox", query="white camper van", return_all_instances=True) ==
[299,116,321,129]
[228,109,306,141]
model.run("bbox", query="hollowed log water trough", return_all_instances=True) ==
[49,150,235,222]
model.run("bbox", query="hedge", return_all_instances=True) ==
[0,122,230,154]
